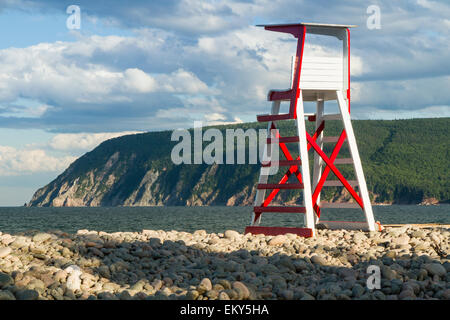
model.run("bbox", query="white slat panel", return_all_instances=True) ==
[301,77,342,85]
[302,64,342,71]
[300,56,344,90]
[301,69,343,77]
[302,72,341,77]
[302,56,342,64]
[302,65,342,73]
[301,82,343,90]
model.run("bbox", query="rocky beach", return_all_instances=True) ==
[0,225,449,300]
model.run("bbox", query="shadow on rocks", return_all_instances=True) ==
[0,227,449,301]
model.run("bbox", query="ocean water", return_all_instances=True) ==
[0,205,448,235]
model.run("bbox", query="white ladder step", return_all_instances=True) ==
[334,158,353,164]
[322,136,347,143]
[323,114,341,121]
[319,202,361,208]
[323,180,358,187]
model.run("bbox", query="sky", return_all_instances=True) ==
[0,0,449,206]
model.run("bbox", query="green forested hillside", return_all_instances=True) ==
[28,118,449,207]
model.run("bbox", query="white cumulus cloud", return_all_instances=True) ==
[0,145,76,176]
[48,131,143,151]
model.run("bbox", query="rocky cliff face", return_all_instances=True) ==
[28,119,450,207]
[27,130,264,207]
[28,160,260,207]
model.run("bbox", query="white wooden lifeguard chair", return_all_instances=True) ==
[245,22,379,238]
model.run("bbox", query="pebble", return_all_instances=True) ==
[0,290,16,300]
[89,247,104,257]
[352,284,365,298]
[442,289,450,300]
[152,279,163,291]
[232,281,250,299]
[11,237,28,248]
[0,226,447,300]
[300,293,315,300]
[280,289,294,300]
[224,230,240,240]
[54,270,68,282]
[218,291,230,300]
[393,235,410,246]
[15,289,39,300]
[399,289,415,300]
[353,232,367,243]
[311,255,327,266]
[98,292,118,300]
[103,282,120,292]
[268,235,287,246]
[97,265,111,278]
[372,290,386,300]
[206,289,219,299]
[218,279,231,290]
[197,278,212,294]
[119,290,133,300]
[130,280,145,292]
[381,266,397,280]
[424,263,446,277]
[65,265,82,291]
[412,230,426,238]
[186,290,199,300]
[32,233,52,243]
[0,247,12,258]
[0,273,13,288]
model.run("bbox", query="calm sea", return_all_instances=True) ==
[0,205,448,235]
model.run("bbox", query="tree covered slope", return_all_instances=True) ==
[28,118,450,207]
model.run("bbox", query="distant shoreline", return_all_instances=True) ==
[3,202,450,209]
[17,202,450,208]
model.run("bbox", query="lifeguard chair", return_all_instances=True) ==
[245,23,378,237]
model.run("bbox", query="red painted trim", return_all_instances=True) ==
[312,129,347,212]
[264,25,303,38]
[261,161,301,209]
[245,226,313,237]
[306,131,364,208]
[254,206,307,213]
[347,28,351,113]
[291,25,306,118]
[268,90,295,102]
[270,123,302,180]
[259,121,324,209]
[267,136,299,144]
[257,113,293,122]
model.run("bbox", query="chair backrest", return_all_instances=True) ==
[259,23,353,97]
[300,56,343,90]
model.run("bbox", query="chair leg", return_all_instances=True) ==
[295,91,315,236]
[336,91,376,231]
[312,98,324,224]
